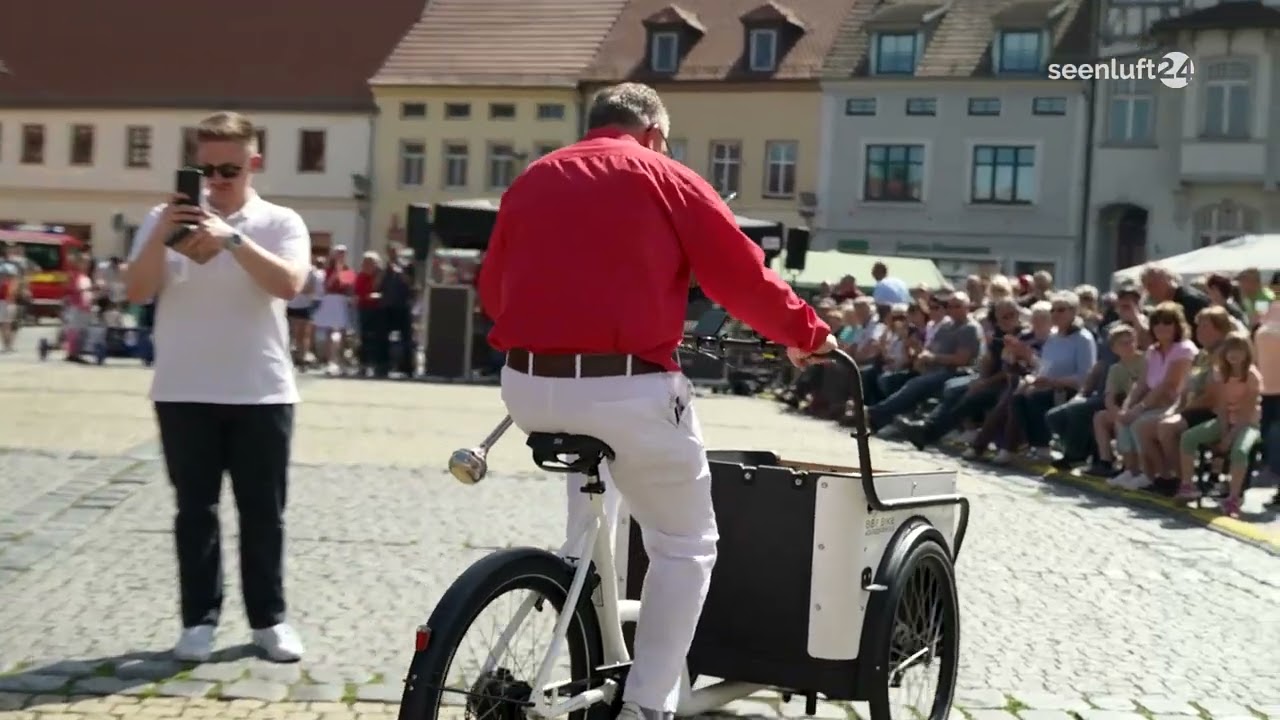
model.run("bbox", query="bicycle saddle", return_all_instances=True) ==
[526,432,616,474]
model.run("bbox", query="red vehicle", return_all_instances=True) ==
[0,225,88,322]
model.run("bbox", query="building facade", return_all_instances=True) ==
[581,0,863,230]
[0,0,423,258]
[368,0,629,250]
[1084,0,1280,283]
[814,0,1094,285]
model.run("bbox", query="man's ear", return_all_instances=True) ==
[249,153,264,172]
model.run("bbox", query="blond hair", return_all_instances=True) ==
[196,111,258,150]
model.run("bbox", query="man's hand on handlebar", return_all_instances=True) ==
[786,333,839,368]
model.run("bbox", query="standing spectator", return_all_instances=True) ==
[866,291,981,434]
[315,246,355,375]
[285,258,323,368]
[122,111,308,662]
[354,252,385,376]
[1237,267,1274,327]
[1088,324,1145,476]
[1176,333,1263,515]
[870,261,910,315]
[64,253,95,362]
[831,274,860,302]
[1140,263,1209,333]
[1010,291,1097,460]
[1111,302,1196,490]
[1202,273,1248,327]
[0,245,22,352]
[379,251,416,376]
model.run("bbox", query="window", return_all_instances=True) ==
[443,143,469,188]
[255,128,268,168]
[709,141,741,196]
[998,31,1042,72]
[1106,78,1154,144]
[1203,60,1252,139]
[968,98,1001,115]
[68,125,95,166]
[650,31,680,72]
[905,98,937,116]
[971,145,1036,204]
[401,102,426,118]
[845,98,877,116]
[445,103,471,119]
[763,140,797,198]
[1032,97,1067,115]
[180,127,198,167]
[1194,202,1259,247]
[668,138,688,164]
[399,140,425,187]
[298,130,326,173]
[20,124,44,164]
[537,103,566,120]
[487,143,517,189]
[874,33,917,74]
[1105,0,1180,41]
[489,103,516,120]
[748,28,779,71]
[126,125,152,168]
[535,143,560,158]
[863,144,924,202]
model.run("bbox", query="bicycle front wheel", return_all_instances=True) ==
[399,548,606,720]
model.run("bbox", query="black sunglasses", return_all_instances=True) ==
[197,163,244,179]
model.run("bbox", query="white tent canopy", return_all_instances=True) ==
[1111,234,1280,286]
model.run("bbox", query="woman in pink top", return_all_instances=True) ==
[1177,333,1263,516]
[1111,302,1196,490]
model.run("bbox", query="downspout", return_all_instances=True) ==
[364,110,377,255]
[1075,0,1101,285]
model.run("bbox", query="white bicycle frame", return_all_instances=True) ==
[477,485,765,719]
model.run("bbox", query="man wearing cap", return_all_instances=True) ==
[479,82,835,720]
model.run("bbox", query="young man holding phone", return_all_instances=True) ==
[123,112,311,663]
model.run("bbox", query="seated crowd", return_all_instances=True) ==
[779,263,1280,519]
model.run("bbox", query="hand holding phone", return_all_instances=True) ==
[166,168,204,247]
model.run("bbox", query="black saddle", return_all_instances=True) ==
[527,432,616,475]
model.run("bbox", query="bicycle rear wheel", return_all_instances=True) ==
[399,548,606,720]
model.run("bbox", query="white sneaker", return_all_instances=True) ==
[1107,470,1134,488]
[961,447,980,460]
[252,623,305,662]
[992,449,1015,464]
[1028,446,1053,461]
[173,625,216,662]
[1126,473,1154,490]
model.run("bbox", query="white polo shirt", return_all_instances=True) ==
[128,193,309,404]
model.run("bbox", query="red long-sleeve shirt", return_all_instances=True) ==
[477,128,828,372]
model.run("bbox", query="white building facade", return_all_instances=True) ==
[0,109,372,258]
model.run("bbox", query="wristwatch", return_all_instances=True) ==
[224,232,244,250]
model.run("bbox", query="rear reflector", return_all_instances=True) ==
[415,625,431,652]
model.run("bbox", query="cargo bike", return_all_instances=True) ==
[399,322,971,720]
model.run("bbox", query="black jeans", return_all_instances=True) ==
[384,304,414,375]
[1046,393,1105,461]
[358,307,386,372]
[155,402,294,629]
[1011,388,1062,447]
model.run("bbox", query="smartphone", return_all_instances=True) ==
[691,307,729,337]
[166,168,203,246]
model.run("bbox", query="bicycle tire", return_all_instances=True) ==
[399,547,607,720]
[865,538,959,720]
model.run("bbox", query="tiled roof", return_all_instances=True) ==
[1151,0,1280,34]
[371,0,630,87]
[0,0,424,110]
[823,0,1092,78]
[583,0,862,82]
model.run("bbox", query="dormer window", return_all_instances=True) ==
[650,31,680,71]
[748,28,779,71]
[998,30,1043,72]
[875,32,918,74]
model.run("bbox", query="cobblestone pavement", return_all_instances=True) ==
[1,342,1278,720]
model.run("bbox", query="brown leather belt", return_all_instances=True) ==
[506,349,667,378]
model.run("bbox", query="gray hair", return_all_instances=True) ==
[853,295,876,309]
[1073,284,1098,300]
[991,297,1020,317]
[1139,263,1179,285]
[1030,300,1053,316]
[362,251,384,269]
[1050,290,1080,310]
[586,83,670,137]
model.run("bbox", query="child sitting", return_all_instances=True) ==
[1092,324,1144,477]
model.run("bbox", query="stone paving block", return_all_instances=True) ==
[1077,710,1147,720]
[1254,705,1280,718]
[354,684,403,703]
[806,701,850,719]
[114,659,184,681]
[1136,696,1198,715]
[1088,697,1137,711]
[221,680,289,703]
[306,667,375,685]
[117,683,157,696]
[720,699,779,717]
[1015,692,1090,712]
[189,664,250,683]
[1197,699,1253,717]
[154,680,216,698]
[247,663,303,685]
[1020,711,1075,720]
[0,674,68,693]
[966,711,1021,720]
[955,690,1008,709]
[70,676,131,695]
[288,684,346,702]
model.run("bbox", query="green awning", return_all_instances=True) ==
[773,250,947,291]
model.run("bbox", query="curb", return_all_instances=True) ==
[940,441,1280,554]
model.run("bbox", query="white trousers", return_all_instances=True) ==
[500,367,718,713]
